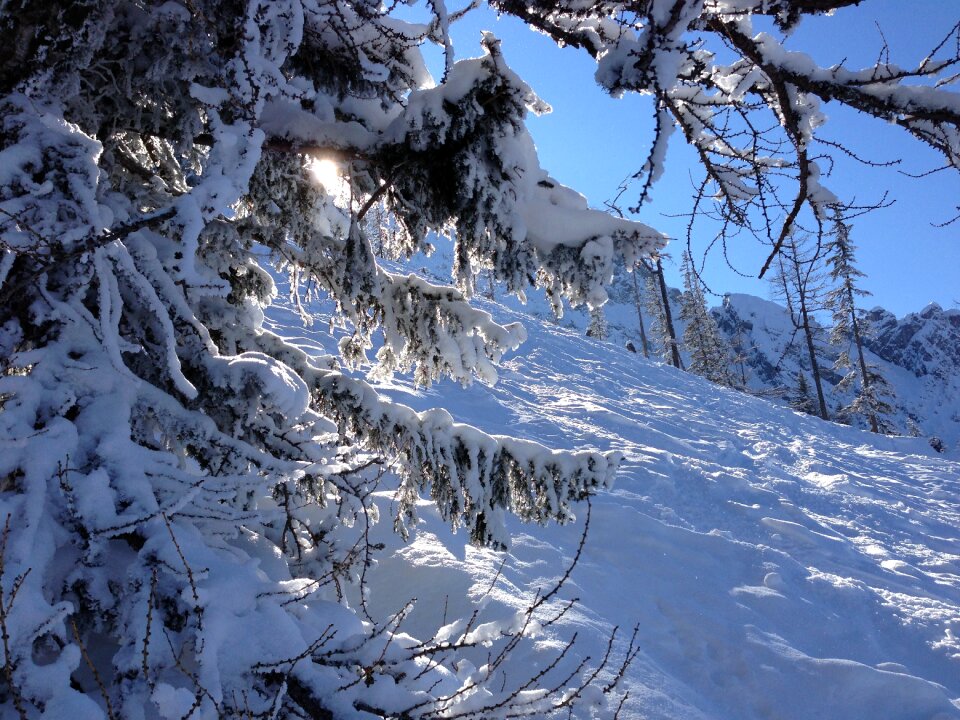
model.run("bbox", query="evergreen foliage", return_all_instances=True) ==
[0,3,659,717]
[835,358,897,434]
[679,252,735,387]
[586,308,609,340]
[1,0,958,717]
[825,216,897,434]
[791,373,819,416]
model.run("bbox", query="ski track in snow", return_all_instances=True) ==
[267,294,960,720]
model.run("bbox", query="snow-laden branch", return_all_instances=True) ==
[491,0,960,272]
[0,0,662,716]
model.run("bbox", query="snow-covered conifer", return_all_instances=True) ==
[0,4,661,717]
[3,2,960,716]
[825,215,896,434]
[679,252,735,387]
[791,373,819,416]
[586,308,609,340]
[836,358,897,434]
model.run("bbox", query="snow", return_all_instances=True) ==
[716,293,960,447]
[217,351,311,421]
[6,1,960,715]
[284,289,960,719]
[259,98,379,150]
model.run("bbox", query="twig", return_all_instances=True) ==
[0,516,29,720]
[70,619,117,720]
[141,568,157,688]
[162,513,200,610]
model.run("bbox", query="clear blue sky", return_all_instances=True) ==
[417,1,960,317]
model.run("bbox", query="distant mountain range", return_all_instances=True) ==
[713,295,960,448]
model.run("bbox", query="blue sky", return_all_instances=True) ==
[415,1,959,317]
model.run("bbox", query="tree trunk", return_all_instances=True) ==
[631,263,650,358]
[799,297,830,420]
[790,257,829,421]
[848,286,879,433]
[655,258,683,369]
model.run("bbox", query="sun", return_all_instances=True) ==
[308,157,341,192]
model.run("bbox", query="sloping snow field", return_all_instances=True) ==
[268,294,960,719]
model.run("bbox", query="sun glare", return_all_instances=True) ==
[309,158,341,192]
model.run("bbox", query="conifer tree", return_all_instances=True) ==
[825,215,896,433]
[837,361,897,433]
[586,307,609,340]
[770,235,831,420]
[791,373,819,416]
[643,255,683,369]
[679,252,736,387]
[2,1,959,716]
[0,5,661,717]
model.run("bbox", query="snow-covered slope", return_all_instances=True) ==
[412,242,960,451]
[270,291,960,720]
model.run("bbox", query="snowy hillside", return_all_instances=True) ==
[268,288,960,720]
[413,242,960,451]
[9,3,960,717]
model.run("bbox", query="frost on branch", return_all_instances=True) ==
[372,33,665,311]
[491,0,960,271]
[0,0,650,717]
[314,370,621,548]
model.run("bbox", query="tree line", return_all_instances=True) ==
[605,214,897,435]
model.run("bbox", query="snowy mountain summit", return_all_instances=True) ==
[868,303,960,379]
